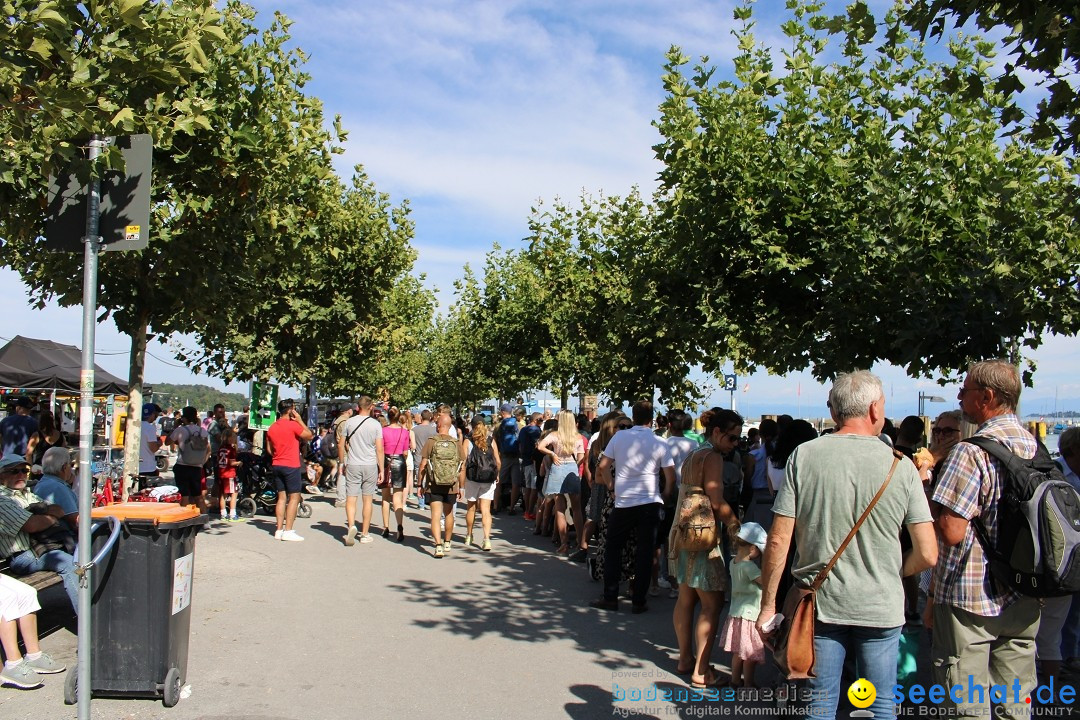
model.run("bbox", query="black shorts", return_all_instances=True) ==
[172,464,204,498]
[272,465,303,494]
[425,489,457,505]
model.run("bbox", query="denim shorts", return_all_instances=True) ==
[543,461,580,496]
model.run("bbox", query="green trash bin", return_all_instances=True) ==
[68,503,207,707]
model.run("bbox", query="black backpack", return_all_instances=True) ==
[465,441,497,484]
[964,436,1080,597]
[321,430,339,461]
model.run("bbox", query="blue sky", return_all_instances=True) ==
[1,0,1076,418]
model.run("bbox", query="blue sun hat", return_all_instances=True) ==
[0,453,30,474]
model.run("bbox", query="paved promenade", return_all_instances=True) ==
[6,496,1076,719]
[2,496,697,720]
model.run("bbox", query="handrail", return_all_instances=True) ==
[75,515,122,567]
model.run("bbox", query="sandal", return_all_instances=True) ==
[689,668,729,689]
[677,663,711,677]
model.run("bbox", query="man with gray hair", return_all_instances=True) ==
[757,371,936,720]
[927,360,1041,717]
[30,447,78,529]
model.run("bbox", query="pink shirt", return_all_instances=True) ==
[382,426,410,456]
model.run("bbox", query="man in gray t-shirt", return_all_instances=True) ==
[410,410,437,508]
[757,371,936,720]
[338,397,384,545]
[330,407,353,506]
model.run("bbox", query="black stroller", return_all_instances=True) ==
[235,449,312,519]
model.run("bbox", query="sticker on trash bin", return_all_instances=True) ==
[172,553,193,615]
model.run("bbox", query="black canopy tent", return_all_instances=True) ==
[0,335,128,394]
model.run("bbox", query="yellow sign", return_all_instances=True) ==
[124,225,141,243]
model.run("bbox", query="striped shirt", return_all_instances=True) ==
[0,494,33,558]
[0,485,41,508]
[931,414,1035,616]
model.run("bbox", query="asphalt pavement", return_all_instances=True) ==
[1,495,712,720]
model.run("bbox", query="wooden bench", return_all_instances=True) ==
[0,557,70,661]
[0,557,64,592]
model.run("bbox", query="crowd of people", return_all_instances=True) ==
[2,360,1079,717]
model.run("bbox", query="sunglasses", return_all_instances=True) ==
[932,427,960,436]
[1,468,29,476]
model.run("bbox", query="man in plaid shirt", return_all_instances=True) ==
[928,360,1039,717]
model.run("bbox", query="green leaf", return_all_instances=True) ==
[109,107,135,130]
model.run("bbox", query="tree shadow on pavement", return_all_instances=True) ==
[384,511,810,719]
[384,518,676,688]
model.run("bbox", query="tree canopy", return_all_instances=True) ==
[652,0,1079,383]
[903,0,1080,153]
[0,0,424,395]
[433,0,1079,408]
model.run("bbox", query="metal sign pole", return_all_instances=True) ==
[76,134,106,720]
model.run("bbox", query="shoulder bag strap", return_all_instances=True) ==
[683,447,710,494]
[810,450,902,591]
[344,417,370,449]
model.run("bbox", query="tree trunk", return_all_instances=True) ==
[122,311,150,500]
[560,382,569,410]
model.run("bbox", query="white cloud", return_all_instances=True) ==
[256,0,742,229]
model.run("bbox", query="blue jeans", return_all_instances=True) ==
[9,548,79,612]
[808,622,902,720]
[1062,592,1080,661]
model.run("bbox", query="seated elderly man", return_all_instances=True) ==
[30,447,78,528]
[0,453,78,612]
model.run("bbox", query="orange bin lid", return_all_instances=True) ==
[91,503,201,524]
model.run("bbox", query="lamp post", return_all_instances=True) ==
[918,392,946,418]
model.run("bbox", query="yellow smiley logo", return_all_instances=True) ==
[847,678,877,709]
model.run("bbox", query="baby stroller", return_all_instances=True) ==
[235,450,312,519]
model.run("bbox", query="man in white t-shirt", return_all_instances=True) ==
[591,400,675,613]
[139,403,163,477]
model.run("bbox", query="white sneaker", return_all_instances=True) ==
[274,529,283,540]
[280,530,304,542]
[657,577,672,589]
[359,534,373,544]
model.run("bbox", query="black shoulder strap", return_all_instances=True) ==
[963,434,1058,495]
[344,416,370,449]
[963,435,1026,473]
